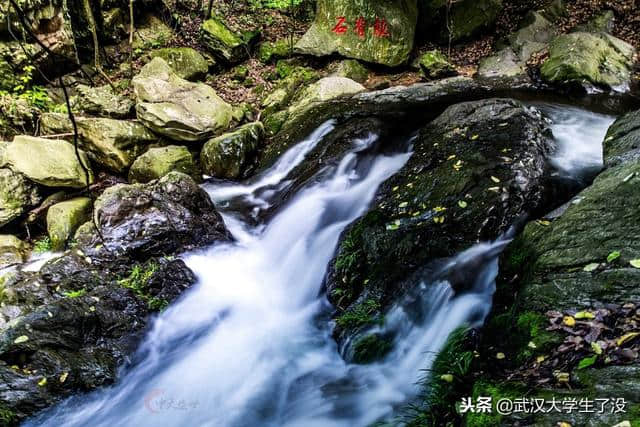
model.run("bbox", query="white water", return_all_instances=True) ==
[25,105,611,427]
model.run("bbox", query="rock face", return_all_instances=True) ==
[46,197,92,251]
[0,94,38,140]
[75,172,231,263]
[129,145,198,183]
[419,0,503,43]
[541,32,635,91]
[0,254,196,424]
[295,0,418,66]
[132,58,233,142]
[201,122,264,179]
[74,84,135,119]
[332,59,369,83]
[0,235,28,268]
[0,136,93,188]
[0,168,40,228]
[258,38,292,63]
[40,114,158,173]
[327,99,554,344]
[200,17,258,64]
[150,47,209,81]
[603,109,640,168]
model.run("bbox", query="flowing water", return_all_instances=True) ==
[25,105,615,427]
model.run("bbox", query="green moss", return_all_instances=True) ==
[118,263,157,296]
[148,297,169,311]
[33,236,52,254]
[258,39,292,63]
[335,298,381,329]
[0,404,16,425]
[202,18,242,47]
[466,381,524,427]
[62,288,87,298]
[352,334,392,364]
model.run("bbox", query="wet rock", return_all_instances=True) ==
[0,235,28,269]
[201,122,264,179]
[129,145,198,183]
[131,13,174,50]
[0,168,40,228]
[132,58,233,142]
[0,136,93,188]
[0,94,38,140]
[477,47,525,79]
[295,0,418,67]
[149,47,209,81]
[46,197,92,251]
[541,32,635,92]
[40,113,158,173]
[327,99,554,342]
[419,0,503,43]
[603,109,640,168]
[200,17,259,64]
[0,254,196,423]
[416,50,457,80]
[75,171,231,263]
[74,84,135,119]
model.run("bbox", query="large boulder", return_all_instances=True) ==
[149,47,209,81]
[129,145,198,183]
[46,197,92,251]
[0,136,93,188]
[75,171,231,263]
[0,254,196,424]
[295,0,418,67]
[201,122,264,179]
[331,59,369,83]
[40,113,158,173]
[0,94,38,140]
[200,17,259,64]
[419,0,503,43]
[132,57,233,142]
[416,50,457,80]
[540,32,635,92]
[0,168,40,228]
[74,84,135,119]
[327,99,554,344]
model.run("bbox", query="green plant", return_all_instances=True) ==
[335,298,381,329]
[12,65,51,110]
[33,237,52,254]
[0,405,16,425]
[118,263,157,296]
[62,289,87,298]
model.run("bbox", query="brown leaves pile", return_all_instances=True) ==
[511,303,640,387]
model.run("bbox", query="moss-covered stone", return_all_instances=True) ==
[258,38,293,63]
[0,235,28,269]
[603,109,640,168]
[1,135,93,188]
[46,197,92,251]
[351,333,392,364]
[200,122,264,179]
[442,0,503,42]
[295,0,418,66]
[200,17,258,64]
[541,32,635,91]
[150,47,209,81]
[40,113,158,173]
[129,145,198,183]
[332,59,369,83]
[573,10,615,34]
[132,58,232,142]
[75,84,135,119]
[0,168,40,228]
[417,50,457,80]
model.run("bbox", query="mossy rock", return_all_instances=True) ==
[0,235,28,268]
[332,59,369,83]
[0,136,93,188]
[75,84,134,119]
[258,38,293,63]
[541,32,635,91]
[200,17,259,64]
[0,168,40,228]
[129,145,198,183]
[150,47,209,81]
[200,122,264,179]
[46,197,92,251]
[417,50,457,80]
[295,0,418,66]
[603,109,640,168]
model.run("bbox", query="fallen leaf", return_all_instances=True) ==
[536,355,545,363]
[496,352,505,360]
[440,374,454,383]
[630,259,640,268]
[38,377,47,387]
[577,355,597,369]
[458,200,468,208]
[59,372,69,383]
[591,341,603,355]
[607,251,621,263]
[575,311,595,320]
[583,263,599,272]
[616,332,640,346]
[563,316,576,327]
[13,335,28,344]
[490,176,500,183]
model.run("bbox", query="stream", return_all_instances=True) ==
[25,104,615,427]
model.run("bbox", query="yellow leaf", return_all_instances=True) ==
[398,202,408,208]
[440,374,454,383]
[591,342,602,355]
[558,422,572,427]
[574,311,595,320]
[536,355,545,363]
[563,316,576,327]
[616,332,640,346]
[536,220,551,226]
[528,341,537,349]
[458,200,468,208]
[496,352,505,360]
[59,372,69,383]
[630,259,640,268]
[555,372,570,383]
[471,134,479,140]
[38,377,47,387]
[490,176,500,183]
[14,335,28,344]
